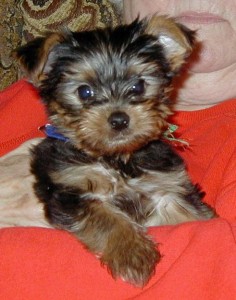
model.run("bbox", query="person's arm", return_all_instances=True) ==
[0,217,235,299]
[0,138,51,228]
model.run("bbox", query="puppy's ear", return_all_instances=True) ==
[145,15,195,72]
[14,32,66,85]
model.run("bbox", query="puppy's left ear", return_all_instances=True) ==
[14,32,66,85]
[145,15,195,73]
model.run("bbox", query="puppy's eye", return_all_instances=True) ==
[130,79,145,95]
[78,85,94,100]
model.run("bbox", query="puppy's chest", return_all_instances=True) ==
[46,140,187,225]
[103,154,184,196]
[52,152,185,225]
[55,154,163,199]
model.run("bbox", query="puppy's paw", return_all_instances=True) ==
[101,232,160,287]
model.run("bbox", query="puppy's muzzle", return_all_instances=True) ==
[108,111,130,131]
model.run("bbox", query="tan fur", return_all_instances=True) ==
[76,102,170,156]
[37,33,66,81]
[70,200,160,286]
[146,16,193,71]
[15,32,66,85]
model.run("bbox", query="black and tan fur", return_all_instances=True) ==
[15,16,214,286]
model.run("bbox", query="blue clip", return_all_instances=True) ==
[40,124,69,142]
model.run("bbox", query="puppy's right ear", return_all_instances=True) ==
[145,15,195,73]
[14,32,66,85]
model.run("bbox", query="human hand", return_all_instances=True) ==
[0,138,51,228]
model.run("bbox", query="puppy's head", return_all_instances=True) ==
[15,16,195,157]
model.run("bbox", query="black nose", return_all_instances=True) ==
[108,111,130,131]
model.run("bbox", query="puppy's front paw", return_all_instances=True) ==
[101,231,160,287]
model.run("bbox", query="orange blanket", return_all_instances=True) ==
[1,80,236,299]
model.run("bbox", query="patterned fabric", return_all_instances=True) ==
[0,0,122,90]
[20,0,121,42]
[0,1,23,90]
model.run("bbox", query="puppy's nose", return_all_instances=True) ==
[108,112,130,131]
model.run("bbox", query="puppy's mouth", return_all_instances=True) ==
[109,128,131,141]
[108,135,133,151]
[104,127,155,155]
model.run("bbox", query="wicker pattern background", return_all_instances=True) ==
[0,0,122,90]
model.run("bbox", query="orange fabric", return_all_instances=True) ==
[0,79,47,156]
[1,80,236,299]
[169,101,236,221]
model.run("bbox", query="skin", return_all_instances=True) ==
[124,0,236,111]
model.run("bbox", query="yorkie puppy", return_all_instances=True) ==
[15,16,215,286]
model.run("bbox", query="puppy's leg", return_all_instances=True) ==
[43,191,159,287]
[33,164,160,286]
[31,139,160,286]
